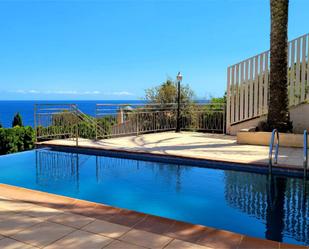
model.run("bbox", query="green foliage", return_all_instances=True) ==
[144,79,195,130]
[0,126,35,155]
[12,113,23,127]
[183,94,226,133]
[97,117,113,137]
[205,94,226,111]
[144,79,226,132]
[145,79,195,104]
[210,95,226,104]
[52,112,79,127]
[36,125,71,140]
[36,112,114,140]
[76,122,96,139]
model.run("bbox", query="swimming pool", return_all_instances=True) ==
[0,148,308,246]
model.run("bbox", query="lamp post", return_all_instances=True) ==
[176,72,182,132]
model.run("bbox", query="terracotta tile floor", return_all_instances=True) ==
[0,184,307,249]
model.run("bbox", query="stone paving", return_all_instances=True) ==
[0,192,207,248]
[0,184,306,249]
[40,132,304,169]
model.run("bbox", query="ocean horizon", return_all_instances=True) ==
[0,100,145,128]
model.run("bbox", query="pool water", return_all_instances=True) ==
[0,148,308,245]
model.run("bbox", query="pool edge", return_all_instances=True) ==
[37,143,306,178]
[0,183,305,248]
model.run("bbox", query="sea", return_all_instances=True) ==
[0,100,144,128]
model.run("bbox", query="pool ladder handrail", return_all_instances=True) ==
[304,130,308,179]
[269,129,279,174]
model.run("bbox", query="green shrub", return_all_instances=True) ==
[38,114,113,140]
[97,117,113,137]
[52,112,79,127]
[12,113,23,127]
[76,122,96,139]
[22,126,35,150]
[0,126,35,155]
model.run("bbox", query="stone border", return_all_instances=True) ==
[237,131,304,148]
[38,143,306,177]
[0,183,306,249]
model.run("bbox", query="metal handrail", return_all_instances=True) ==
[268,129,279,174]
[304,130,308,178]
[73,106,108,140]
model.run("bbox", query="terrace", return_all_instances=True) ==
[39,131,304,170]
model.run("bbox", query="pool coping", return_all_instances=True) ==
[0,183,306,249]
[37,143,307,178]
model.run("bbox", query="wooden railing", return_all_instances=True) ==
[227,33,309,130]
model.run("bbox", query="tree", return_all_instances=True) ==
[144,79,196,131]
[145,79,195,104]
[206,93,226,110]
[12,113,23,127]
[267,0,291,132]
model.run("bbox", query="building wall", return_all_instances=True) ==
[290,103,309,133]
[228,116,266,135]
[228,103,309,135]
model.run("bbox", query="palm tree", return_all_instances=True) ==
[267,0,291,132]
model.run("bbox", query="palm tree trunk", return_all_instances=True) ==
[267,0,290,132]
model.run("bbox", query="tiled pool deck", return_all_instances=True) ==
[39,131,304,169]
[0,184,306,249]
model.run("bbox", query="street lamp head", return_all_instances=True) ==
[176,72,183,82]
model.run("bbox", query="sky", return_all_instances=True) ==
[0,0,308,101]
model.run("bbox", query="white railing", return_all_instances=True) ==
[227,33,309,129]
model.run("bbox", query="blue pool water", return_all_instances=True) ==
[0,148,308,246]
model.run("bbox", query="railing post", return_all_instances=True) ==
[304,130,308,179]
[222,104,226,134]
[95,121,98,140]
[136,111,139,136]
[95,105,98,140]
[34,104,37,144]
[176,81,181,132]
[76,125,79,147]
[226,67,231,134]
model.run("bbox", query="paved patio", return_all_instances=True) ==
[0,184,305,249]
[40,131,304,169]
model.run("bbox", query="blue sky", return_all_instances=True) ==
[0,0,308,100]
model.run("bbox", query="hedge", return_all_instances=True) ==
[0,126,35,155]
